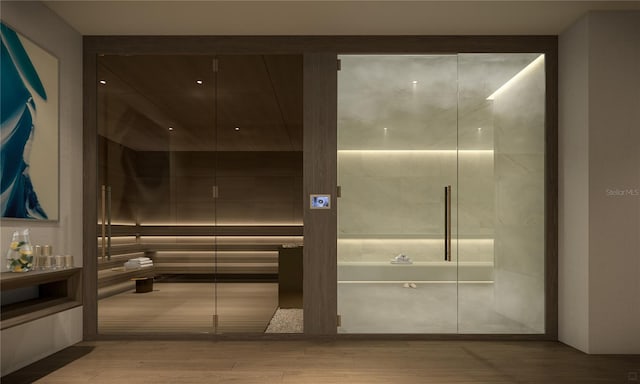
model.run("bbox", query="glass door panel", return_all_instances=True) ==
[96,54,305,335]
[214,55,304,333]
[337,55,459,333]
[456,53,546,333]
[97,55,217,334]
[337,53,547,335]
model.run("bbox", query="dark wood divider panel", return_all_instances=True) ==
[303,53,337,335]
[544,47,559,340]
[83,47,98,339]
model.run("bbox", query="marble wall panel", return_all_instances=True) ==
[458,103,495,150]
[458,153,495,237]
[494,269,545,333]
[492,55,546,331]
[495,225,544,278]
[338,55,458,151]
[338,153,456,226]
[337,239,494,263]
[338,153,494,255]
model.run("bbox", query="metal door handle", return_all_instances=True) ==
[106,185,112,260]
[444,185,451,262]
[101,185,106,260]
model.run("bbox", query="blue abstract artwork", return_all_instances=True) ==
[1,22,58,220]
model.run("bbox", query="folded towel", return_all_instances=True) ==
[391,253,413,264]
[129,257,151,262]
[124,261,139,270]
[127,258,153,265]
[124,260,154,270]
[132,260,153,265]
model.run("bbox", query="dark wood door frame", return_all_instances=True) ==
[83,35,557,340]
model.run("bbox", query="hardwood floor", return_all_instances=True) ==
[3,340,639,383]
[98,282,278,334]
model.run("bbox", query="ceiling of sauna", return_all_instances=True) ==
[97,55,303,152]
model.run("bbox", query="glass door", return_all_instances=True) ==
[456,54,546,333]
[213,55,304,333]
[337,55,459,333]
[96,54,218,334]
[96,54,304,335]
[337,53,546,334]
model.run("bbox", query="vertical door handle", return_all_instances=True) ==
[444,185,452,262]
[106,185,112,260]
[101,185,106,260]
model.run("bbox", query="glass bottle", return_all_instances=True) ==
[6,229,34,272]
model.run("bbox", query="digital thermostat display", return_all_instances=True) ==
[310,194,331,209]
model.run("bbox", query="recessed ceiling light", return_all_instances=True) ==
[168,127,174,131]
[412,80,418,84]
[234,127,240,131]
[99,80,107,85]
[196,80,203,85]
[477,127,482,131]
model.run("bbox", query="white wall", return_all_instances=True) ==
[0,0,83,374]
[558,14,591,354]
[559,11,640,354]
[587,11,640,354]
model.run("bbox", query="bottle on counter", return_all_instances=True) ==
[6,229,34,272]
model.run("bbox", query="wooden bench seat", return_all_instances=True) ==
[97,224,302,298]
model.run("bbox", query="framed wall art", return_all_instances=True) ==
[1,22,59,221]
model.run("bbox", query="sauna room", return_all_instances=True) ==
[96,54,303,334]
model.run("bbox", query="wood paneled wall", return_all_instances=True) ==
[303,54,338,335]
[98,142,304,226]
[83,47,98,339]
[544,45,559,340]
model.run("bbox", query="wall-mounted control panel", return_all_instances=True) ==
[310,194,331,209]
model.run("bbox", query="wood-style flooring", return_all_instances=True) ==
[98,282,278,334]
[3,340,639,383]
